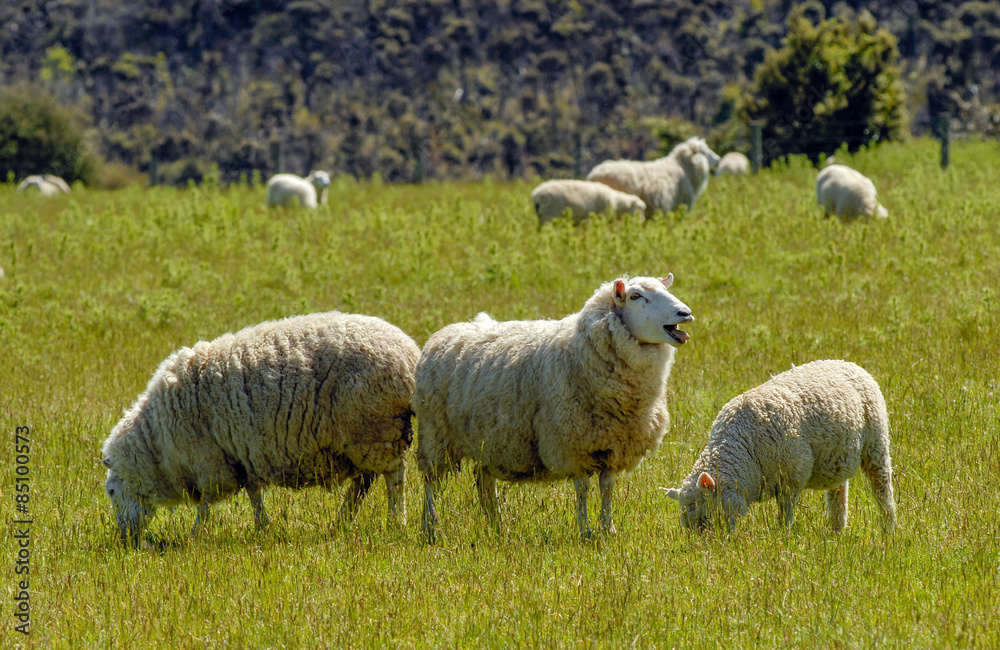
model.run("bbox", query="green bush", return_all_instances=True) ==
[0,85,102,185]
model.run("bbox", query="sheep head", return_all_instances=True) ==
[613,275,694,346]
[102,458,155,546]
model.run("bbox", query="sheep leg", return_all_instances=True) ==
[863,461,897,534]
[246,483,269,530]
[574,477,592,539]
[337,472,376,528]
[384,466,406,528]
[826,481,849,533]
[192,502,211,538]
[422,478,440,544]
[776,489,799,529]
[598,470,617,535]
[475,464,500,528]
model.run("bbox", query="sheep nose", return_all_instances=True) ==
[677,311,694,322]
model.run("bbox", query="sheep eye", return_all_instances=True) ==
[629,293,642,301]
[108,488,115,497]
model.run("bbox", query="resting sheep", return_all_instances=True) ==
[17,174,71,196]
[586,136,721,218]
[715,152,750,176]
[101,311,421,545]
[266,170,331,208]
[816,164,888,221]
[530,179,646,225]
[664,359,896,534]
[415,275,694,542]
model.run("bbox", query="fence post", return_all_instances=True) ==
[270,139,282,174]
[573,132,583,178]
[749,122,763,174]
[149,148,158,187]
[938,113,950,169]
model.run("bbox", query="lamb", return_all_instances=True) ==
[265,170,332,208]
[586,136,721,218]
[816,164,888,221]
[17,174,71,196]
[714,152,750,176]
[415,274,694,542]
[101,311,421,545]
[664,359,896,534]
[530,179,647,225]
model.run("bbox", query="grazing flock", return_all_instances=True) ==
[92,138,896,546]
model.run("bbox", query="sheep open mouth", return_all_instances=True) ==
[664,324,690,344]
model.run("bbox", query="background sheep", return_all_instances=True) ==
[17,174,70,196]
[816,164,888,221]
[530,179,646,225]
[265,170,332,208]
[586,136,721,218]
[101,311,421,545]
[715,152,750,176]
[415,275,694,542]
[664,359,896,534]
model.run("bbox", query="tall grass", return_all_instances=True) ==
[1,139,998,647]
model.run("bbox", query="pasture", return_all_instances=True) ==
[1,138,998,647]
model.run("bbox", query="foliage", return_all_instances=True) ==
[0,140,998,645]
[0,85,101,184]
[741,8,907,166]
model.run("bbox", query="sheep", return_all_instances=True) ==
[100,311,421,545]
[530,179,646,226]
[265,170,332,208]
[714,152,750,176]
[586,136,721,218]
[664,359,896,534]
[816,164,888,221]
[16,174,70,196]
[414,274,694,542]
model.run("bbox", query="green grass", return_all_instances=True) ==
[2,138,998,647]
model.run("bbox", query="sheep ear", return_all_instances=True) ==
[660,487,681,500]
[614,279,626,302]
[697,472,716,491]
[660,273,674,289]
[101,458,112,469]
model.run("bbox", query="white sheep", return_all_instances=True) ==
[664,359,896,534]
[816,164,888,221]
[16,174,71,196]
[530,179,646,225]
[415,275,694,542]
[586,136,721,218]
[101,311,421,545]
[265,170,331,208]
[714,152,750,176]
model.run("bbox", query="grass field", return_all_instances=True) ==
[1,138,998,647]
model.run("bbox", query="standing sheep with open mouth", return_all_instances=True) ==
[414,275,694,542]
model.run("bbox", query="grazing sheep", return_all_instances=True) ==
[530,179,647,225]
[715,152,750,176]
[816,164,888,221]
[266,170,332,208]
[415,275,694,542]
[16,175,70,196]
[586,136,721,218]
[664,360,896,534]
[101,311,421,545]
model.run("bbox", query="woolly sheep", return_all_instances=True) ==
[17,174,70,196]
[265,170,332,208]
[714,152,750,176]
[415,275,694,542]
[586,136,721,218]
[816,164,888,221]
[530,179,647,225]
[101,311,421,545]
[664,359,896,534]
